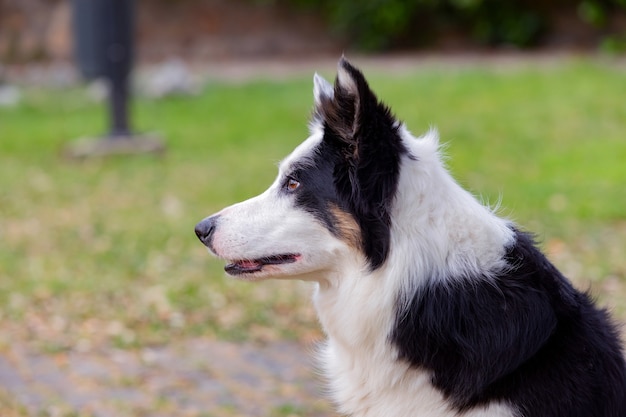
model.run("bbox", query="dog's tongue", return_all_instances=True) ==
[225,259,263,274]
[225,254,299,275]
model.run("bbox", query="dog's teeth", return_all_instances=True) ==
[239,260,259,268]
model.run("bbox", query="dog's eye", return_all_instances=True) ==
[286,178,300,192]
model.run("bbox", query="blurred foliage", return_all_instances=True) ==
[600,34,626,52]
[283,0,626,51]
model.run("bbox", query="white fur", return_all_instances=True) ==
[313,73,334,106]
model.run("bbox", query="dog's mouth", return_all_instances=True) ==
[224,254,300,275]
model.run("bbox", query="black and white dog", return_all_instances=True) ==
[195,58,626,416]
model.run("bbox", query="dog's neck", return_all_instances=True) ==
[313,261,397,355]
[311,136,515,355]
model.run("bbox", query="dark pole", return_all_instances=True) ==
[109,75,131,137]
[103,0,134,138]
[68,0,164,157]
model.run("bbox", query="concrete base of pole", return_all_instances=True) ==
[63,134,166,159]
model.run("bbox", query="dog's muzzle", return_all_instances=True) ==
[195,215,219,250]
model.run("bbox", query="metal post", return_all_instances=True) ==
[109,75,130,138]
[66,0,164,158]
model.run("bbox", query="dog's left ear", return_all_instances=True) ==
[313,72,334,107]
[313,58,407,269]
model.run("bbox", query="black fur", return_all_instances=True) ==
[286,143,346,236]
[310,58,408,269]
[391,229,626,416]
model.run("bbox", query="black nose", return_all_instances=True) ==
[195,215,219,247]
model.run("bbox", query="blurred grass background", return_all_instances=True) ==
[1,58,625,354]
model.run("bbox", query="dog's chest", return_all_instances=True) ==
[313,283,515,417]
[319,340,515,417]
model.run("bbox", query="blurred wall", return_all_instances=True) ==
[0,0,72,62]
[1,0,624,64]
[0,0,339,64]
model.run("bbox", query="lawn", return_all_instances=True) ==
[1,57,625,354]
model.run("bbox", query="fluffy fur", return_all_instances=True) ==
[195,58,626,416]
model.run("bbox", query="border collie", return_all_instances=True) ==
[195,58,626,417]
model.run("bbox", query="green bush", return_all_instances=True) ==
[286,0,626,51]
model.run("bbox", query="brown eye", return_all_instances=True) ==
[286,178,300,192]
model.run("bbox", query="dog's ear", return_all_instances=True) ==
[313,72,334,107]
[313,58,408,269]
[313,57,378,146]
[313,57,403,157]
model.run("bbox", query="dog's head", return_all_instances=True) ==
[195,58,412,281]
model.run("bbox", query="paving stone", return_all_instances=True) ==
[0,339,334,416]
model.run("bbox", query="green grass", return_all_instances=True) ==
[1,58,625,352]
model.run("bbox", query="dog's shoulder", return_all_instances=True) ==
[391,228,626,416]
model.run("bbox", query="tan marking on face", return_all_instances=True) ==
[330,205,362,250]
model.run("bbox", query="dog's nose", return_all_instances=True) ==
[195,215,219,246]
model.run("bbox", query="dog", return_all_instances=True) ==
[195,58,626,417]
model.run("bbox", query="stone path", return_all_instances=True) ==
[0,339,334,416]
